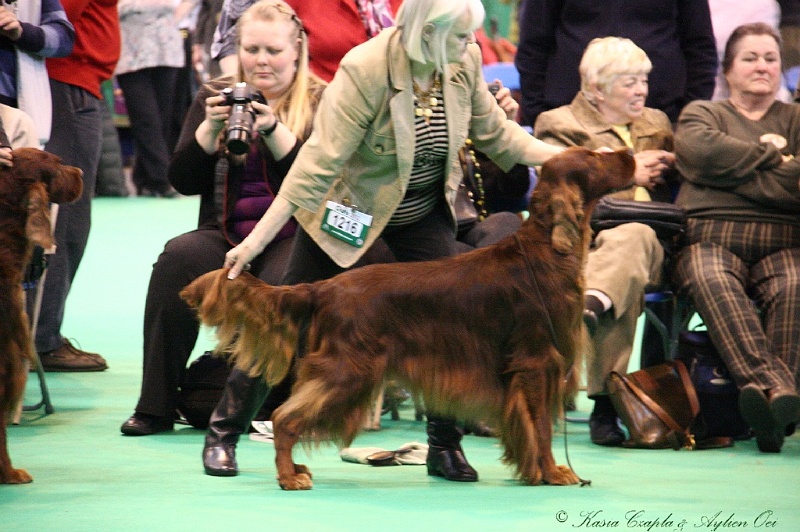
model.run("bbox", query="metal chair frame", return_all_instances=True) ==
[12,204,58,424]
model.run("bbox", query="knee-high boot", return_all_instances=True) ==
[203,368,271,476]
[426,416,478,482]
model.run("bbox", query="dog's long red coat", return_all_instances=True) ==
[182,147,635,490]
[0,148,83,484]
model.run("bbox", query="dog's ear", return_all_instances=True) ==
[180,269,230,320]
[25,182,55,250]
[549,189,583,255]
[48,164,83,204]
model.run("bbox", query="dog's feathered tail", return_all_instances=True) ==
[180,269,313,385]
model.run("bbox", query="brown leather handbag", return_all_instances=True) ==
[607,360,700,450]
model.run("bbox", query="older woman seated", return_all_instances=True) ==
[534,37,678,446]
[674,22,800,453]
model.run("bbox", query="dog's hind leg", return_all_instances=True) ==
[272,413,312,490]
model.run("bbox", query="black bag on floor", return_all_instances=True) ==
[177,352,231,429]
[177,351,285,429]
[677,331,750,443]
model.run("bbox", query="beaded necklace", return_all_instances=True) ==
[412,72,442,124]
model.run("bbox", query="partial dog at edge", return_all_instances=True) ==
[0,148,83,484]
[181,147,635,490]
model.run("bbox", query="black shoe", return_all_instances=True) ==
[589,396,625,446]
[583,309,599,337]
[203,443,238,476]
[589,411,625,446]
[583,295,607,337]
[770,389,800,433]
[739,384,783,453]
[120,413,173,436]
[426,446,478,482]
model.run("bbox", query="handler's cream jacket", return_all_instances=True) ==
[278,27,536,267]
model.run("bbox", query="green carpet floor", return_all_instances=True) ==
[3,197,800,531]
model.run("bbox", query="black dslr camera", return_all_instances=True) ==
[220,82,266,155]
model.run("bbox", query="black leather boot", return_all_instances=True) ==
[203,368,271,476]
[426,417,478,482]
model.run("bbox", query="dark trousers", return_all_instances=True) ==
[117,66,181,193]
[33,81,103,352]
[134,228,294,418]
[283,204,459,285]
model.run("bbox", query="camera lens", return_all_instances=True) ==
[226,103,255,155]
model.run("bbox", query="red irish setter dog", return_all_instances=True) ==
[181,147,634,490]
[1,148,83,484]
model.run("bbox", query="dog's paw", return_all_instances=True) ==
[543,464,580,486]
[1,467,33,484]
[278,472,313,490]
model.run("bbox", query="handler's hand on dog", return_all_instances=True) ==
[0,147,12,168]
[224,241,259,279]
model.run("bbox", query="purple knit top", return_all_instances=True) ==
[228,141,297,243]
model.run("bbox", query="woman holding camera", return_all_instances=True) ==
[120,1,324,436]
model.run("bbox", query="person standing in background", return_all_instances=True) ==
[115,0,185,198]
[515,0,718,126]
[0,0,74,146]
[35,0,120,372]
[778,0,800,70]
[192,0,224,80]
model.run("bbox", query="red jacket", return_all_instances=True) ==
[46,0,121,98]
[289,0,402,83]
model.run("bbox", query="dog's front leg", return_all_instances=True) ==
[526,357,580,486]
[533,404,580,486]
[272,415,312,490]
[502,358,580,486]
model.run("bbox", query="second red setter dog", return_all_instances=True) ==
[182,147,634,490]
[1,148,83,484]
